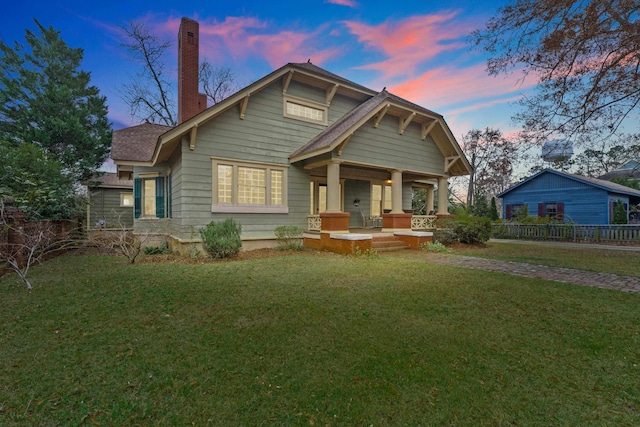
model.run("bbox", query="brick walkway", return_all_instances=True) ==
[425,253,640,293]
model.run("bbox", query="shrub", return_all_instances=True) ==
[421,240,452,253]
[452,216,492,244]
[274,225,303,251]
[433,227,456,245]
[612,199,628,224]
[199,219,242,259]
[144,242,171,255]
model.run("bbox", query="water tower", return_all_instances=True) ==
[541,139,574,163]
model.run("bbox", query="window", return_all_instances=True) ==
[133,176,165,219]
[120,193,133,207]
[309,181,344,214]
[371,184,392,217]
[283,96,327,125]
[537,202,564,221]
[212,159,288,213]
[143,179,156,216]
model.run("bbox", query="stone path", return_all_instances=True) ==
[424,253,640,294]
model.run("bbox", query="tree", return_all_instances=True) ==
[0,20,111,184]
[489,197,500,221]
[119,21,176,126]
[0,140,81,220]
[119,20,238,126]
[459,127,518,207]
[472,1,640,144]
[612,199,628,224]
[573,144,631,177]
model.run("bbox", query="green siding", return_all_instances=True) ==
[88,187,133,229]
[339,114,445,174]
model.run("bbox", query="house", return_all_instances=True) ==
[111,18,472,253]
[498,169,640,224]
[598,161,640,182]
[86,173,134,229]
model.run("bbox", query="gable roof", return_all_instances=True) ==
[113,62,471,176]
[111,122,172,163]
[87,172,132,189]
[498,168,640,198]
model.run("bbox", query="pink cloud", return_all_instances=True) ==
[343,12,472,79]
[193,17,342,68]
[388,63,534,109]
[326,0,357,7]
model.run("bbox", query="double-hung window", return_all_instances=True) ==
[134,175,166,219]
[212,158,288,213]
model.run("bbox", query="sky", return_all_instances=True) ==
[2,0,532,142]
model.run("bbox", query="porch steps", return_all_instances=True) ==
[371,235,410,252]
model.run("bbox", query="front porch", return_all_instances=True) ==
[303,214,439,254]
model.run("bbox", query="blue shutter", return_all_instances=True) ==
[155,177,165,218]
[167,173,172,218]
[133,178,141,219]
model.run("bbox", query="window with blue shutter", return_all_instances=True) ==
[133,178,141,219]
[155,176,165,218]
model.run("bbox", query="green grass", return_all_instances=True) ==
[1,251,640,426]
[454,242,640,277]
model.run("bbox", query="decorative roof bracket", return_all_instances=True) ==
[421,120,437,140]
[399,111,416,135]
[445,155,460,172]
[326,84,339,106]
[239,94,250,120]
[337,134,353,156]
[373,104,390,128]
[189,123,198,151]
[282,70,294,94]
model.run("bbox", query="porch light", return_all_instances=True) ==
[385,179,392,184]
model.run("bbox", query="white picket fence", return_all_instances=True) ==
[492,223,640,244]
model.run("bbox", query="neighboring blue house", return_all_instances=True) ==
[497,169,640,224]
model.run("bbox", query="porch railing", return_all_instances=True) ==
[411,215,438,230]
[307,215,321,232]
[492,223,640,244]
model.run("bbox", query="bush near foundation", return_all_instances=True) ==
[199,219,242,259]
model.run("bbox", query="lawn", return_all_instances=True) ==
[454,241,640,277]
[1,250,639,426]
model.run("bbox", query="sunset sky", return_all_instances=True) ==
[2,0,532,140]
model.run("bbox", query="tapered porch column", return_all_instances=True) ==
[426,186,435,214]
[390,170,404,214]
[326,160,341,213]
[382,169,411,231]
[437,176,449,215]
[319,160,350,238]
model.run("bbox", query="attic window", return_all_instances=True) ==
[283,96,327,125]
[187,32,195,44]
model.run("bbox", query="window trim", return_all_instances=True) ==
[212,158,288,213]
[283,95,328,125]
[120,192,134,208]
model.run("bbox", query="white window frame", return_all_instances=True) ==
[120,192,133,208]
[283,95,328,125]
[139,172,160,218]
[212,158,288,213]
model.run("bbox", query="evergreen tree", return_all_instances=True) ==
[0,20,111,185]
[489,197,499,221]
[472,193,490,218]
[612,199,628,225]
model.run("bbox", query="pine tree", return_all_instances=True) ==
[489,197,499,221]
[0,20,111,185]
[612,199,628,225]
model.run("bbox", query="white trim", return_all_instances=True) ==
[119,192,134,208]
[330,233,372,240]
[211,205,289,214]
[283,95,328,125]
[211,158,288,210]
[394,231,433,237]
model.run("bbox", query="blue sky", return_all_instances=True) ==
[2,0,530,140]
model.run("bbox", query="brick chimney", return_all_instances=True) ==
[178,18,207,123]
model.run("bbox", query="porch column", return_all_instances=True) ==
[391,170,403,214]
[437,176,449,215]
[426,185,435,214]
[326,160,341,213]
